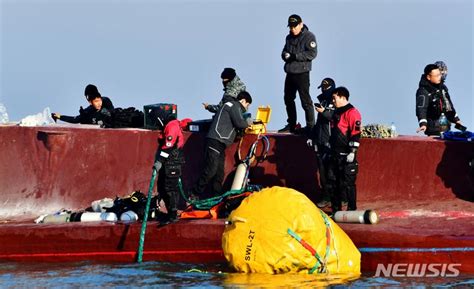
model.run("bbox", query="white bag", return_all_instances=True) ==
[19,107,55,126]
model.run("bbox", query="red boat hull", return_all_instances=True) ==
[0,125,473,273]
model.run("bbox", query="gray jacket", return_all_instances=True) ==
[206,75,247,113]
[207,95,249,147]
[281,25,317,74]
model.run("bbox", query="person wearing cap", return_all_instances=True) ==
[84,84,114,111]
[326,87,361,214]
[203,68,247,113]
[307,78,336,208]
[279,14,317,134]
[51,84,114,127]
[416,64,462,136]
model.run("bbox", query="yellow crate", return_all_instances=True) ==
[246,105,271,134]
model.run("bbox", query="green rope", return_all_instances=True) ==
[136,168,158,263]
[178,179,245,210]
[177,133,269,211]
[288,210,333,274]
[309,210,332,274]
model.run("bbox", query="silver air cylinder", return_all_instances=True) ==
[333,210,379,224]
[80,212,117,222]
[231,163,248,190]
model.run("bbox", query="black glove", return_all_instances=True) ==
[79,106,85,115]
[283,52,297,62]
[51,113,60,122]
[287,53,297,62]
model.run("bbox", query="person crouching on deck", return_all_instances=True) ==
[152,109,185,224]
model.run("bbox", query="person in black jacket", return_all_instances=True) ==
[84,84,114,111]
[308,78,336,208]
[52,84,114,127]
[191,91,252,198]
[416,64,462,136]
[279,14,317,134]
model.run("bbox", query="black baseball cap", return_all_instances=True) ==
[287,14,302,27]
[318,78,335,90]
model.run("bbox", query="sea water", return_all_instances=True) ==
[0,261,472,288]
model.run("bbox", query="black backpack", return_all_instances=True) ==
[112,107,144,128]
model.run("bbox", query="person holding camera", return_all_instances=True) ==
[308,78,336,208]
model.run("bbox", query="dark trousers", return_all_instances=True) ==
[326,155,358,212]
[315,145,331,199]
[158,169,180,217]
[284,72,315,128]
[193,138,226,196]
[157,149,184,218]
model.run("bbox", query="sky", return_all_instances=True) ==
[1,0,473,134]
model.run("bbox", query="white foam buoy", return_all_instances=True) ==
[333,210,379,224]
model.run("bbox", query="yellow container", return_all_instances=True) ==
[246,106,271,134]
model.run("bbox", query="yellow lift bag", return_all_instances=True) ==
[222,186,361,275]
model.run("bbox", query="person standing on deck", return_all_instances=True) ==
[278,14,318,135]
[190,91,252,199]
[326,87,361,214]
[416,63,463,136]
[308,77,336,208]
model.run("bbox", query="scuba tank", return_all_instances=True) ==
[334,210,379,224]
[231,163,248,190]
[439,113,450,133]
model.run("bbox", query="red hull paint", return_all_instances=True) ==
[0,125,473,273]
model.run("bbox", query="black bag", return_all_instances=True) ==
[106,191,157,220]
[112,107,144,128]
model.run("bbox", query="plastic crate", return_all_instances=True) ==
[143,103,177,130]
[188,119,212,133]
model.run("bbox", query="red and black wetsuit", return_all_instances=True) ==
[327,103,361,213]
[155,119,185,220]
